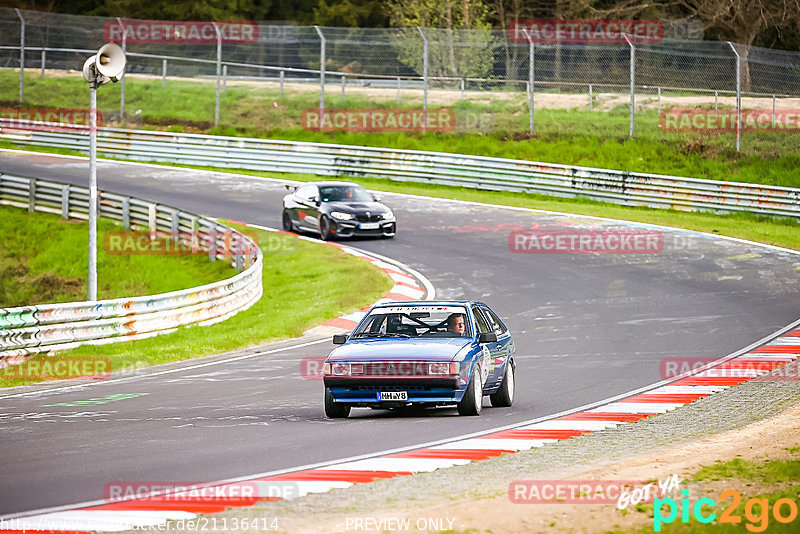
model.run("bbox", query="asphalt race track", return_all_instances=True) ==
[1,151,799,517]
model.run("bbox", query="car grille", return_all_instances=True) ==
[355,213,382,222]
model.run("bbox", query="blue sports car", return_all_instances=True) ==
[322,301,515,418]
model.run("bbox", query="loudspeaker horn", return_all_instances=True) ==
[95,43,126,82]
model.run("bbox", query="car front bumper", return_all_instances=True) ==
[324,376,465,405]
[330,220,396,238]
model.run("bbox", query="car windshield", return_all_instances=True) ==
[319,185,374,203]
[353,305,471,339]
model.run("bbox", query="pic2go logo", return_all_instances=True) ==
[654,489,798,532]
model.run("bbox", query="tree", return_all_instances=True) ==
[384,0,496,79]
[680,0,800,90]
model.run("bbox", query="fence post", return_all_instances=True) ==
[61,184,70,219]
[314,25,326,131]
[223,64,227,93]
[523,28,534,135]
[162,59,167,87]
[122,197,130,229]
[657,87,661,118]
[41,49,45,79]
[714,90,718,115]
[589,84,593,111]
[396,76,401,105]
[279,70,284,96]
[15,9,24,103]
[460,77,465,102]
[728,42,741,152]
[213,22,222,127]
[417,27,428,133]
[772,94,776,127]
[341,74,345,104]
[28,178,35,213]
[117,18,127,121]
[622,34,635,137]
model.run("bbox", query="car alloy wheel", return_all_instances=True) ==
[457,366,483,416]
[319,215,333,241]
[490,360,515,407]
[282,210,294,232]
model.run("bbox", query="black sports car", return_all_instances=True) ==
[281,181,396,240]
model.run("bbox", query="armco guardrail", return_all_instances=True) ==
[2,122,799,219]
[0,173,262,365]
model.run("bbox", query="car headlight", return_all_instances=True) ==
[428,362,460,375]
[381,211,394,220]
[330,211,353,221]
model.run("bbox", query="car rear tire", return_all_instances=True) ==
[282,210,294,232]
[324,387,350,418]
[490,360,515,408]
[457,366,483,416]
[319,216,334,241]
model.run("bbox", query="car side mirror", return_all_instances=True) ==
[333,334,348,344]
[372,194,381,202]
[478,332,497,343]
[284,184,297,191]
[311,196,321,206]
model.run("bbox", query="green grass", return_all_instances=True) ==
[0,205,233,307]
[3,69,800,186]
[0,224,393,388]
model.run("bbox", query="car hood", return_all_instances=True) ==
[323,201,389,214]
[327,338,472,362]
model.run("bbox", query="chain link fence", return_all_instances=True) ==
[2,8,800,153]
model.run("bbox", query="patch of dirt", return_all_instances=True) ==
[15,272,83,304]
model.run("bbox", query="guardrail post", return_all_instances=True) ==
[148,203,157,239]
[28,178,35,213]
[213,22,222,127]
[623,33,635,137]
[314,25,325,131]
[417,27,428,133]
[122,197,130,229]
[728,42,741,152]
[170,209,179,241]
[162,59,167,87]
[61,184,70,218]
[117,18,127,121]
[40,49,45,79]
[235,252,243,271]
[15,9,24,103]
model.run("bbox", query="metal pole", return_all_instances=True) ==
[524,28,534,135]
[214,22,221,127]
[657,87,661,118]
[41,49,45,78]
[623,33,635,137]
[162,59,167,86]
[714,90,718,115]
[460,78,464,102]
[223,64,227,93]
[16,9,24,103]
[417,27,428,133]
[772,94,776,127]
[396,76,401,105]
[341,74,345,104]
[88,79,98,301]
[279,70,284,96]
[589,84,593,111]
[117,18,126,121]
[728,42,741,152]
[314,25,325,131]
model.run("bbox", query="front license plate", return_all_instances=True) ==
[359,222,380,230]
[379,391,408,401]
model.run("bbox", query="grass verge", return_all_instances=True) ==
[0,204,233,307]
[0,225,394,388]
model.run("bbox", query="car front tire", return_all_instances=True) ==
[324,387,350,418]
[457,366,483,416]
[490,360,515,408]
[319,215,334,241]
[282,210,294,232]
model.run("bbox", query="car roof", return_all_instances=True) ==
[373,300,486,308]
[311,181,367,188]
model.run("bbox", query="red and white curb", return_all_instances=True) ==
[6,326,798,533]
